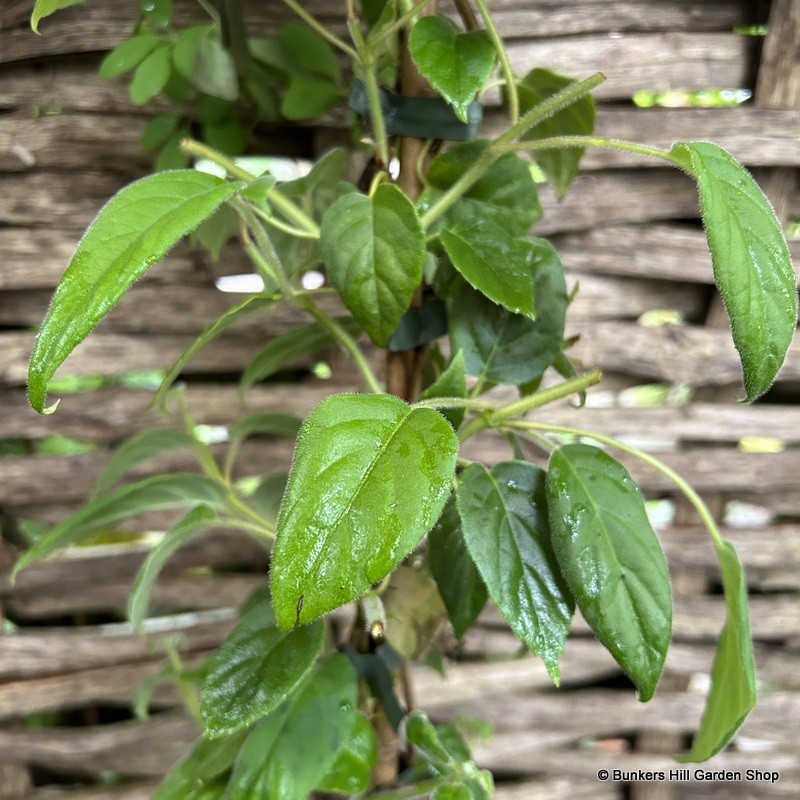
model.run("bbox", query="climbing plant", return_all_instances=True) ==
[18,0,798,796]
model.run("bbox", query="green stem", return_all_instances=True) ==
[356,30,391,166]
[420,72,604,228]
[225,492,276,540]
[411,396,495,412]
[281,0,358,59]
[507,135,686,168]
[369,0,435,48]
[458,370,602,442]
[297,295,384,393]
[473,0,518,124]
[180,139,320,237]
[505,420,724,547]
[251,205,319,240]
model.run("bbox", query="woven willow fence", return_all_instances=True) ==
[1,1,799,798]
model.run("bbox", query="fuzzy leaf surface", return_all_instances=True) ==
[671,142,797,400]
[201,597,324,737]
[271,394,457,628]
[28,170,242,412]
[458,461,573,682]
[546,444,672,701]
[320,184,426,346]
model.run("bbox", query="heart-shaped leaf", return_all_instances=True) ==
[28,170,243,413]
[678,539,755,761]
[201,593,324,737]
[670,142,797,401]
[409,15,496,122]
[419,141,541,235]
[320,183,426,346]
[546,444,672,701]
[271,394,457,629]
[441,218,536,319]
[518,68,595,199]
[457,461,573,683]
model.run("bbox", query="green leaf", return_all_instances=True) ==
[100,35,162,80]
[31,0,86,33]
[228,412,302,441]
[28,170,243,413]
[141,112,181,150]
[428,493,487,639]
[280,23,341,82]
[546,444,672,701]
[315,712,378,794]
[419,349,467,430]
[448,239,567,385]
[248,472,288,527]
[405,710,452,766]
[281,76,341,120]
[191,204,239,260]
[129,43,172,105]
[670,142,797,401]
[518,68,595,199]
[433,784,475,800]
[173,25,213,80]
[224,653,357,800]
[270,394,458,628]
[441,218,536,319]
[153,295,276,409]
[13,473,229,579]
[152,730,246,800]
[457,461,573,683]
[419,141,541,235]
[202,596,324,738]
[240,317,361,395]
[93,429,197,496]
[409,15,495,123]
[128,505,216,631]
[192,35,239,101]
[142,0,172,28]
[320,183,426,346]
[387,297,448,352]
[679,540,755,761]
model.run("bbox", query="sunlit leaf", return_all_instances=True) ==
[31,0,87,33]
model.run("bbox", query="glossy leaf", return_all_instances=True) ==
[457,461,573,683]
[13,473,229,579]
[409,15,495,122]
[546,444,672,701]
[31,0,86,32]
[128,505,216,631]
[320,183,426,346]
[679,539,755,761]
[428,493,487,638]
[441,218,536,319]
[28,170,243,413]
[201,596,324,737]
[239,317,361,394]
[418,141,541,235]
[152,730,246,800]
[518,68,595,198]
[129,44,171,105]
[224,653,357,800]
[449,239,567,384]
[315,712,378,794]
[270,394,458,629]
[419,349,467,430]
[155,295,276,408]
[142,0,171,28]
[93,428,197,496]
[100,35,162,80]
[670,142,797,400]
